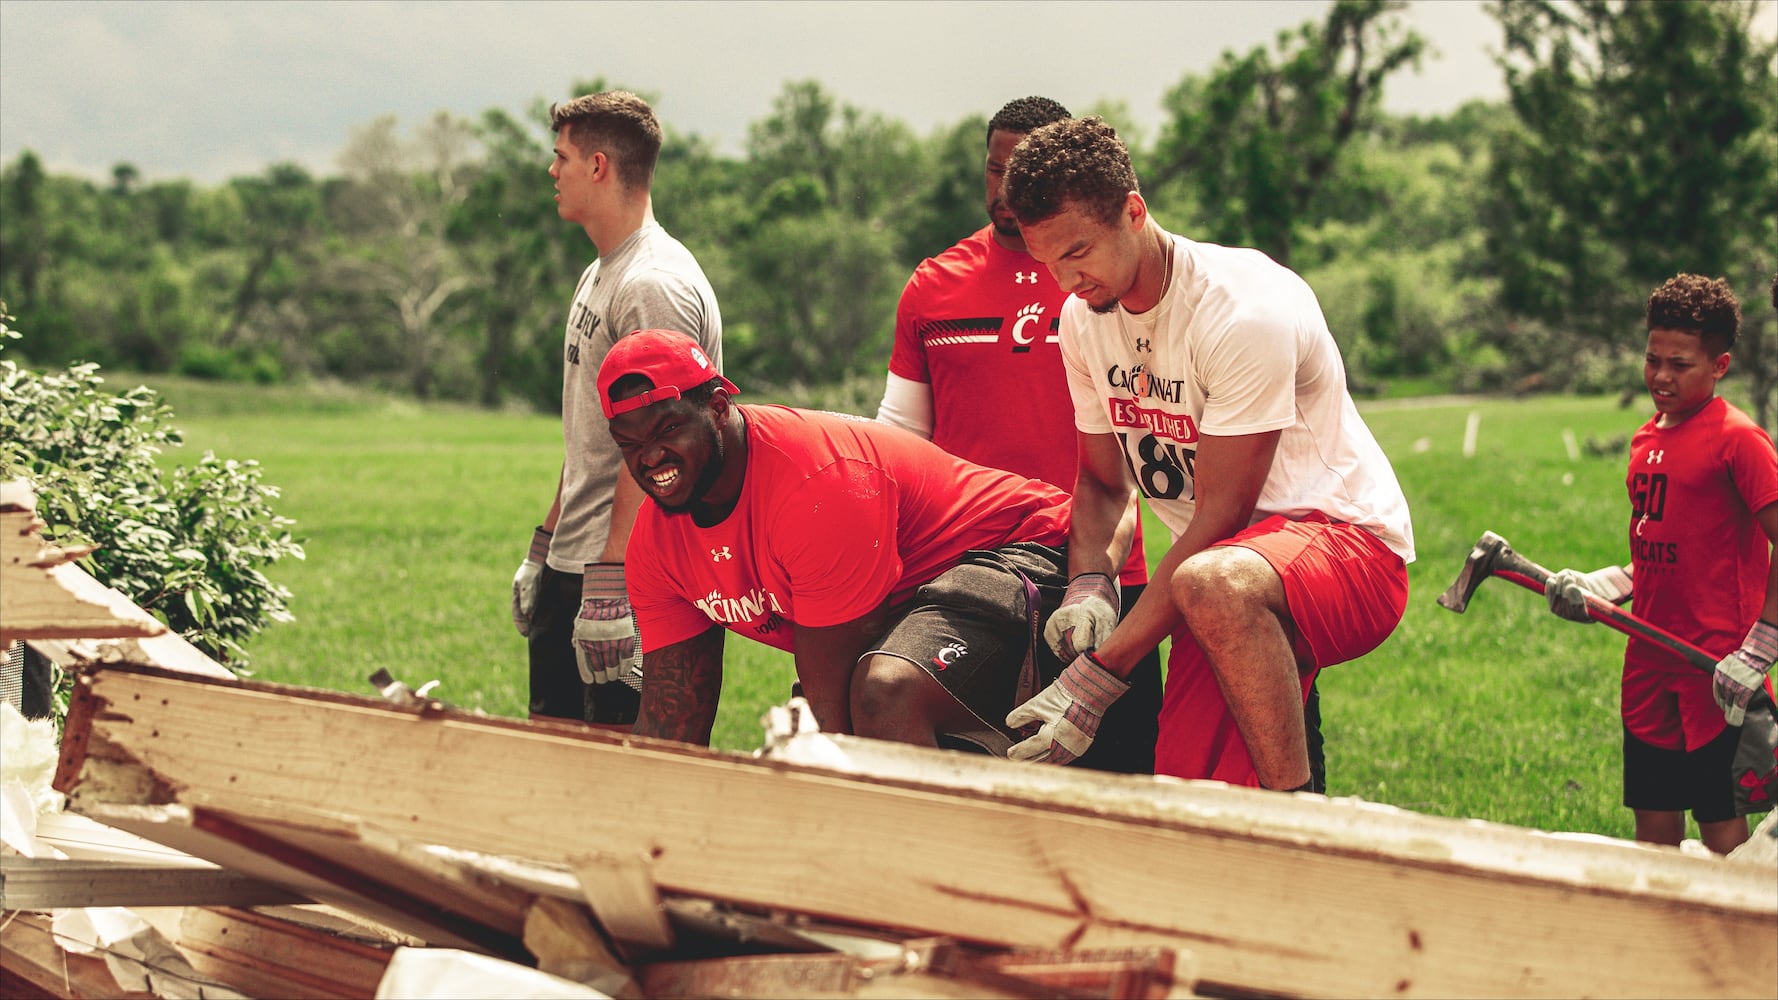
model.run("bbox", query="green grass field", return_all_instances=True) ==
[137,374,1759,843]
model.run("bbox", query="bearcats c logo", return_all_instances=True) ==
[1010,303,1046,347]
[932,640,968,670]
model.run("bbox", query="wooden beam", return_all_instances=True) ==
[69,801,533,959]
[0,856,307,910]
[1,508,160,644]
[54,662,1778,999]
[636,939,1187,1000]
[176,906,393,1000]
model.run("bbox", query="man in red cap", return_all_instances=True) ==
[598,329,1081,750]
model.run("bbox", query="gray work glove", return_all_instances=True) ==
[1715,619,1778,727]
[511,526,551,637]
[574,563,638,685]
[1043,572,1119,662]
[1544,565,1632,623]
[1006,653,1130,765]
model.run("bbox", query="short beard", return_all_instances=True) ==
[656,431,727,518]
[1087,297,1120,315]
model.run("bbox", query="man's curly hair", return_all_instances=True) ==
[1003,116,1137,227]
[986,96,1070,146]
[1646,273,1740,356]
[549,91,662,192]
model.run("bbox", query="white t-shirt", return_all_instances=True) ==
[1060,236,1414,562]
[553,223,722,572]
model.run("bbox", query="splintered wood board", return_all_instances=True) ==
[55,663,1778,999]
[1,509,162,643]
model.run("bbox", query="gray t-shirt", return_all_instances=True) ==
[552,222,722,572]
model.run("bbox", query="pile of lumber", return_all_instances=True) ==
[5,480,1776,999]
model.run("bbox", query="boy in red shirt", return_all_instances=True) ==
[1546,273,1778,853]
[592,329,1083,752]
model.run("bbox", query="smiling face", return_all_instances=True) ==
[1018,195,1145,314]
[608,390,732,515]
[1644,326,1728,426]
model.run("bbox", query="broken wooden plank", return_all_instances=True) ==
[0,856,306,910]
[176,906,393,1000]
[973,945,1187,1000]
[637,939,1182,1000]
[0,909,157,1000]
[0,508,161,644]
[53,662,1778,999]
[0,483,230,678]
[69,801,532,958]
[523,895,642,998]
[569,850,675,953]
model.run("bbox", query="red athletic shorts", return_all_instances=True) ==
[1155,513,1408,786]
[1620,661,1724,752]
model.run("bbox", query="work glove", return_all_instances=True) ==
[1006,652,1129,765]
[1043,572,1119,662]
[511,526,551,637]
[1544,565,1632,623]
[574,563,638,685]
[1714,619,1778,727]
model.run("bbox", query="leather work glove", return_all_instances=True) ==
[1043,572,1119,662]
[574,563,638,685]
[511,526,551,637]
[1006,652,1130,765]
[1715,619,1778,727]
[1544,565,1632,623]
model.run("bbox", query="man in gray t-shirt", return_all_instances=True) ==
[510,91,722,726]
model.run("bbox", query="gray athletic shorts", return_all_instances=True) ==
[867,542,1070,755]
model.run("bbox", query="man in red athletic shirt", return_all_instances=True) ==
[600,329,1083,750]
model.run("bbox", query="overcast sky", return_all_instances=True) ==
[1,0,1510,186]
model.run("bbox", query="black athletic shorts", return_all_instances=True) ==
[868,542,1162,775]
[1623,721,1740,823]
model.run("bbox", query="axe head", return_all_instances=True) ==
[1437,531,1513,613]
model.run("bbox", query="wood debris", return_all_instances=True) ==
[5,477,1776,999]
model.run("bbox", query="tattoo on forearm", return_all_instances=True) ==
[635,628,723,745]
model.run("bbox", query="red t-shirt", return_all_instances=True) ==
[890,226,1148,586]
[1623,396,1778,743]
[626,405,1072,654]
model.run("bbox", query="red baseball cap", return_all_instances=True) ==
[596,329,738,419]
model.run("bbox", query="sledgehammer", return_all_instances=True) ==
[1440,530,1778,814]
[1438,530,1717,672]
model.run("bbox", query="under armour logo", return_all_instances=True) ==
[1134,338,1151,353]
[711,547,732,562]
[1647,451,1664,465]
[1014,271,1037,284]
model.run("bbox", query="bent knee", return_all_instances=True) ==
[850,654,944,732]
[1171,546,1282,618]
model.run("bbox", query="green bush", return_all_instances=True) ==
[0,305,304,667]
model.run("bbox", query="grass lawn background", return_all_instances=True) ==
[136,374,1768,842]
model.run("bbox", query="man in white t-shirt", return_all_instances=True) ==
[508,91,722,728]
[1000,116,1414,792]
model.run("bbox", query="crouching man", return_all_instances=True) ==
[599,329,1130,760]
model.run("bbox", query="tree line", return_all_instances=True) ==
[2,0,1773,428]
